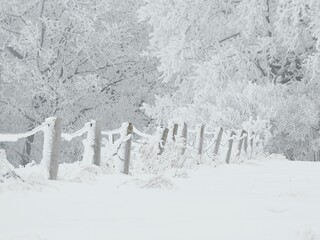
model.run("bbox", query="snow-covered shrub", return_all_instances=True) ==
[119,175,175,190]
[265,83,319,160]
[139,141,182,174]
[0,149,20,182]
[58,162,102,183]
[242,117,272,155]
[140,175,175,189]
[133,136,197,174]
[140,0,320,161]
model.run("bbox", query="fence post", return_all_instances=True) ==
[92,121,102,166]
[310,126,320,161]
[243,132,248,154]
[195,124,205,164]
[236,130,247,159]
[213,127,223,159]
[111,134,115,144]
[172,123,179,142]
[83,120,101,166]
[225,131,236,164]
[249,131,255,157]
[178,122,188,155]
[158,127,169,155]
[42,117,62,180]
[120,122,133,175]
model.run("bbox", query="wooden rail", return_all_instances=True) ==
[0,117,256,180]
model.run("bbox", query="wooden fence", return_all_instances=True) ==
[0,117,256,180]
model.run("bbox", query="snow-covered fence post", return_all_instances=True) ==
[225,131,236,164]
[195,124,205,163]
[42,117,62,180]
[172,123,179,142]
[119,122,133,175]
[310,126,320,161]
[178,122,188,155]
[213,127,223,159]
[236,130,247,159]
[83,120,102,166]
[250,131,255,157]
[243,132,248,154]
[92,121,102,166]
[158,127,169,155]
[111,134,115,144]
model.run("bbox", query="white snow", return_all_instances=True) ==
[1,155,320,240]
[0,150,20,182]
[82,120,98,165]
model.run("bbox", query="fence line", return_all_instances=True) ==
[0,117,257,180]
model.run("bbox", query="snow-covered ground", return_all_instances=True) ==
[1,155,320,240]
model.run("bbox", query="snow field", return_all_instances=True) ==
[1,155,320,240]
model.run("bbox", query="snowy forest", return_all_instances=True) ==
[1,1,320,240]
[1,0,320,164]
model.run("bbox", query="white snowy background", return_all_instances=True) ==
[1,0,320,239]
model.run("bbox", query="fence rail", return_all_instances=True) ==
[0,117,257,180]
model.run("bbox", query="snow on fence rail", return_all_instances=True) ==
[0,117,257,180]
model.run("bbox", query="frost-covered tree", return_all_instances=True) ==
[139,0,320,160]
[0,0,161,165]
